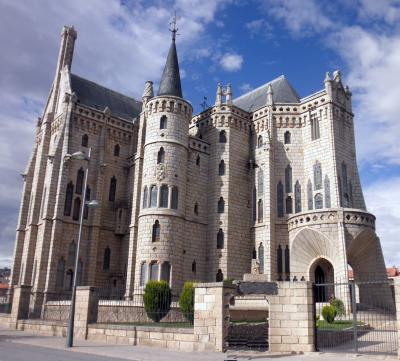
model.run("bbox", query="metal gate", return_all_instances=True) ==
[226,295,269,351]
[314,279,398,355]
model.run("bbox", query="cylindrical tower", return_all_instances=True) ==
[133,34,192,292]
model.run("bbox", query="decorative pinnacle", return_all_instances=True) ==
[169,11,180,41]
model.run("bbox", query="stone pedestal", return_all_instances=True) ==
[193,282,236,352]
[73,286,98,340]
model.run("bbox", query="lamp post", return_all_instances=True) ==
[65,148,98,347]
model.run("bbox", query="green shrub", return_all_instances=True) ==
[179,282,195,324]
[330,298,345,318]
[143,281,172,322]
[322,305,336,323]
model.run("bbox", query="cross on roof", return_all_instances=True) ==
[169,11,180,41]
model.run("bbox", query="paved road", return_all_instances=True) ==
[0,326,397,361]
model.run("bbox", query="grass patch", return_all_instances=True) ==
[317,320,360,330]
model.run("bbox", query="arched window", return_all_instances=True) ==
[217,229,224,249]
[277,181,284,217]
[342,162,348,193]
[150,185,158,208]
[150,262,159,281]
[216,269,223,282]
[314,193,323,209]
[194,202,199,215]
[81,134,88,147]
[258,243,264,274]
[252,187,257,222]
[72,197,81,221]
[140,262,147,286]
[258,169,264,195]
[160,262,171,283]
[217,197,225,213]
[171,186,178,210]
[159,185,168,208]
[83,186,90,220]
[258,199,263,222]
[295,181,302,213]
[192,260,196,273]
[157,147,165,164]
[257,135,263,148]
[66,270,73,291]
[160,115,167,129]
[114,144,120,156]
[277,245,283,275]
[284,131,291,144]
[313,161,322,190]
[76,168,84,195]
[307,179,313,210]
[196,155,200,166]
[343,193,350,207]
[286,196,293,214]
[152,220,160,242]
[103,247,111,271]
[68,241,76,266]
[109,176,117,201]
[285,246,290,274]
[219,130,227,143]
[64,182,74,216]
[77,260,83,286]
[324,175,331,208]
[219,160,225,176]
[142,186,148,208]
[311,115,320,140]
[285,165,292,193]
[56,258,65,288]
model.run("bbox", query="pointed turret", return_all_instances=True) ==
[157,34,182,98]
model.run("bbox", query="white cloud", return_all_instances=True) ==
[364,177,400,266]
[357,0,400,24]
[328,26,400,165]
[260,0,333,36]
[239,83,253,93]
[219,52,243,72]
[245,18,273,38]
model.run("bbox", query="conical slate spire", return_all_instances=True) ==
[157,37,182,98]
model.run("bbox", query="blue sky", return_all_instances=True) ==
[0,0,399,268]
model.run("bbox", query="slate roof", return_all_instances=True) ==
[157,38,183,98]
[70,74,142,121]
[233,75,301,112]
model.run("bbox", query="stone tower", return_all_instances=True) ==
[132,32,192,291]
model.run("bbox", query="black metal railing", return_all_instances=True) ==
[314,277,397,355]
[94,285,193,328]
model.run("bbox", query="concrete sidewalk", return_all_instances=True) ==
[0,326,396,360]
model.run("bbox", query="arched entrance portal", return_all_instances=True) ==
[310,258,334,303]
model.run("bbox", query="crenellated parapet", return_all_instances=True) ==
[146,96,192,121]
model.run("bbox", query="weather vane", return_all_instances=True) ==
[200,96,210,111]
[169,11,180,40]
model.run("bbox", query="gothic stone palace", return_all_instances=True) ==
[10,26,387,299]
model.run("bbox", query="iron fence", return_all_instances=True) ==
[94,285,193,328]
[314,278,397,355]
[28,290,71,321]
[0,294,11,314]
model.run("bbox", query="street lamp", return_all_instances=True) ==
[66,148,99,348]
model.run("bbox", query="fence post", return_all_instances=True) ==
[394,278,400,360]
[193,282,235,352]
[10,285,31,329]
[350,282,358,353]
[73,286,98,340]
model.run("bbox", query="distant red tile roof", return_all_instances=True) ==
[348,267,399,279]
[0,284,9,289]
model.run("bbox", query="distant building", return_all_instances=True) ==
[0,268,10,285]
[9,26,388,309]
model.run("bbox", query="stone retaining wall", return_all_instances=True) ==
[16,319,67,337]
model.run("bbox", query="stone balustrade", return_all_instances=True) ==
[288,208,375,231]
